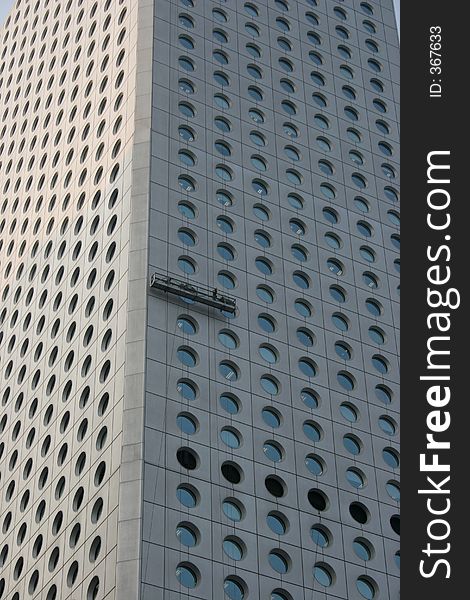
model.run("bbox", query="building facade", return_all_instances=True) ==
[0,1,399,600]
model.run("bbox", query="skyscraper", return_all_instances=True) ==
[0,1,399,599]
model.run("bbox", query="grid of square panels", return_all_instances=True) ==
[144,0,399,599]
[0,1,136,599]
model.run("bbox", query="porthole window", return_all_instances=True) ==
[337,371,355,391]
[246,43,261,59]
[179,14,194,29]
[258,313,277,333]
[224,577,246,600]
[313,563,334,587]
[216,165,233,181]
[256,285,274,303]
[325,232,341,249]
[220,427,241,449]
[354,538,374,561]
[347,128,362,143]
[373,99,387,113]
[245,3,259,17]
[309,50,323,65]
[305,454,325,476]
[214,29,229,43]
[384,186,399,202]
[177,347,197,367]
[363,272,379,289]
[221,462,243,484]
[267,512,288,535]
[376,120,390,135]
[251,155,267,171]
[219,330,239,349]
[371,78,384,92]
[366,298,383,317]
[220,393,240,415]
[386,481,401,502]
[285,145,301,161]
[250,131,266,146]
[383,447,400,469]
[252,179,269,196]
[255,231,271,248]
[177,140,199,164]
[214,93,230,109]
[177,484,198,508]
[215,140,232,156]
[347,467,366,489]
[307,31,321,45]
[352,173,367,188]
[276,17,291,32]
[295,299,312,318]
[336,25,350,40]
[178,228,196,246]
[350,502,370,524]
[176,563,199,589]
[269,550,290,574]
[245,22,260,37]
[301,388,319,409]
[176,523,198,547]
[223,499,244,522]
[177,379,198,401]
[280,78,296,93]
[281,100,297,115]
[357,577,377,599]
[177,413,198,435]
[313,115,330,129]
[176,447,199,470]
[223,537,244,561]
[218,271,236,289]
[263,441,284,462]
[217,216,234,234]
[283,122,299,138]
[344,106,359,120]
[247,64,262,79]
[260,375,280,395]
[214,49,229,65]
[217,243,235,261]
[320,183,336,199]
[343,434,362,455]
[299,357,317,378]
[376,384,393,404]
[179,56,194,72]
[259,344,278,364]
[262,407,281,428]
[215,116,232,133]
[340,65,354,79]
[179,34,194,49]
[340,402,358,422]
[217,190,234,207]
[312,93,327,108]
[335,341,352,360]
[372,355,389,374]
[179,125,195,142]
[327,258,343,276]
[219,361,239,381]
[343,85,357,100]
[278,37,292,51]
[311,525,331,548]
[379,416,397,436]
[360,246,375,262]
[291,244,308,262]
[369,326,385,344]
[368,58,382,73]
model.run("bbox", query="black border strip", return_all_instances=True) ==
[402,4,466,598]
